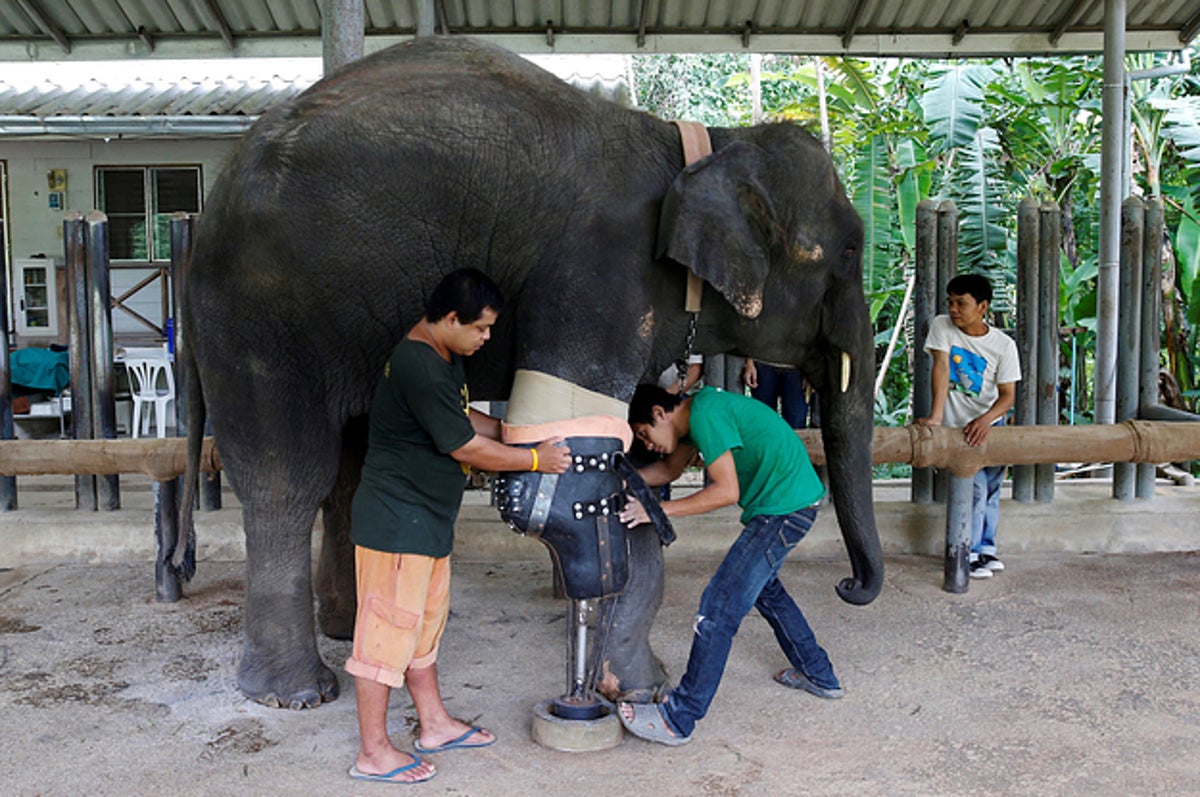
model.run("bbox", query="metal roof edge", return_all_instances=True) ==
[0,29,1189,62]
[0,115,258,138]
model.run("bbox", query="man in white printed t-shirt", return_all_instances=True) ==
[919,273,1022,580]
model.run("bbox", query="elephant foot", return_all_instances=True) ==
[595,660,669,704]
[237,652,340,709]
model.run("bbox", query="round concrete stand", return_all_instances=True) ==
[531,698,623,752]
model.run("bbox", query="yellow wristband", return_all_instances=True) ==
[530,448,539,473]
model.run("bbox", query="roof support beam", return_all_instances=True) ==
[195,0,236,50]
[841,0,870,49]
[1181,9,1200,44]
[16,0,71,54]
[636,0,650,48]
[1048,0,1090,45]
[953,19,969,46]
[136,25,155,51]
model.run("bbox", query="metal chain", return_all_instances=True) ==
[674,311,699,393]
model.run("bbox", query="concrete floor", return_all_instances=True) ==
[1,477,1199,796]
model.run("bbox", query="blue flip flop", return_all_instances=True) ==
[413,726,496,754]
[348,755,435,784]
[617,701,691,747]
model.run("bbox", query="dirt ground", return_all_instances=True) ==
[2,551,1200,796]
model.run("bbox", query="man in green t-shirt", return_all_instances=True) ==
[345,268,571,784]
[617,384,840,746]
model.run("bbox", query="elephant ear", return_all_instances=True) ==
[656,140,774,319]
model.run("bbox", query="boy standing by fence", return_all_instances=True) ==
[919,273,1022,580]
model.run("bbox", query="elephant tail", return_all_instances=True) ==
[172,337,205,582]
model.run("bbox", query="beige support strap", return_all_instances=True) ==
[505,369,628,424]
[501,369,632,448]
[672,121,712,314]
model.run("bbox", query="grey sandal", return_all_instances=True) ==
[617,701,691,746]
[774,668,844,699]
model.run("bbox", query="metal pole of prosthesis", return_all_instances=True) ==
[532,598,622,751]
[554,599,603,720]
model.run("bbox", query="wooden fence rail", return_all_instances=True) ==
[2,421,1198,480]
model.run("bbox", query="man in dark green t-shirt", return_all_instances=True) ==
[345,268,571,784]
[617,384,840,747]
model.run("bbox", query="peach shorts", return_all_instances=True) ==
[344,546,451,689]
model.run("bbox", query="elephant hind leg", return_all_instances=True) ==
[238,500,340,709]
[316,415,368,641]
[596,527,669,702]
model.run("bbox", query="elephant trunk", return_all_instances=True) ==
[818,331,884,605]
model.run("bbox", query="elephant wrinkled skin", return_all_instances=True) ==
[181,37,884,709]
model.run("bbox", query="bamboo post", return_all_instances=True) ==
[1115,197,1144,498]
[1138,199,1164,497]
[65,211,96,510]
[0,223,14,510]
[85,211,120,509]
[911,199,939,503]
[1013,198,1040,502]
[1035,203,1060,501]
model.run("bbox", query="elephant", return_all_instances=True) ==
[180,36,884,709]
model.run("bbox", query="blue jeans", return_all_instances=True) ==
[662,507,837,737]
[972,465,1004,557]
[751,363,810,429]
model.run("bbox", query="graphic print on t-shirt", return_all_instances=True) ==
[949,345,986,397]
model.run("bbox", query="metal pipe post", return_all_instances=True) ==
[1034,203,1060,501]
[911,200,939,503]
[0,224,14,510]
[1138,199,1165,496]
[321,0,364,75]
[1113,198,1143,498]
[943,474,973,593]
[416,0,436,37]
[1013,198,1040,502]
[64,212,96,510]
[1094,0,1127,425]
[85,212,120,510]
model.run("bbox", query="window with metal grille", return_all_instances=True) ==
[95,166,201,261]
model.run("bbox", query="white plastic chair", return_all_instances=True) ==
[124,353,176,438]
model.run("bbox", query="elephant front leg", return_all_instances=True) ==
[239,503,340,709]
[596,526,669,702]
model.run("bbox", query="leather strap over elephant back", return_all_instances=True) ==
[672,120,712,314]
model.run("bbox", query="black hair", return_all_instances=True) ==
[628,383,685,426]
[946,272,993,305]
[425,268,505,324]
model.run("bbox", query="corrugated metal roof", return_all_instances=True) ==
[0,52,632,138]
[0,73,307,117]
[0,0,1197,61]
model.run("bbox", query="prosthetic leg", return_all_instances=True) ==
[496,373,674,750]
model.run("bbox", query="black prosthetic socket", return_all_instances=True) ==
[494,436,673,599]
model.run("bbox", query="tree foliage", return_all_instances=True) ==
[631,48,1200,429]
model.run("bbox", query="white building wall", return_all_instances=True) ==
[3,137,238,345]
